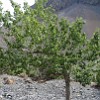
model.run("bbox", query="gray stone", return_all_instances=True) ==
[0,75,100,100]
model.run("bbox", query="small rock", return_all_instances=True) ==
[6,94,12,99]
[37,80,46,83]
[24,78,33,84]
[76,93,82,97]
[0,95,3,100]
[3,77,15,84]
[18,73,28,79]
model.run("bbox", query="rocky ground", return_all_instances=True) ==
[0,74,100,100]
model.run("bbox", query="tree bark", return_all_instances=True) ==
[63,69,70,100]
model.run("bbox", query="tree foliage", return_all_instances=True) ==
[0,0,100,100]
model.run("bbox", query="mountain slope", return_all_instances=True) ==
[58,3,100,38]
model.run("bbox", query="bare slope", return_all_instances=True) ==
[58,3,100,38]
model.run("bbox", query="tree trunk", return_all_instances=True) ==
[63,69,70,100]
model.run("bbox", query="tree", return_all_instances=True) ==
[51,18,87,100]
[86,31,100,86]
[0,0,99,100]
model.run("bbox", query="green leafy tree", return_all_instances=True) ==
[0,0,100,100]
[87,31,100,86]
[52,18,87,100]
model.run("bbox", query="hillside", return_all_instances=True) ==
[31,0,100,38]
[44,0,100,11]
[58,3,100,38]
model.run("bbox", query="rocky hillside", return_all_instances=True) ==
[45,0,100,38]
[58,3,100,38]
[46,0,100,11]
[79,0,100,5]
[46,0,76,11]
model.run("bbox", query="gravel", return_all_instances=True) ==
[0,74,100,100]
